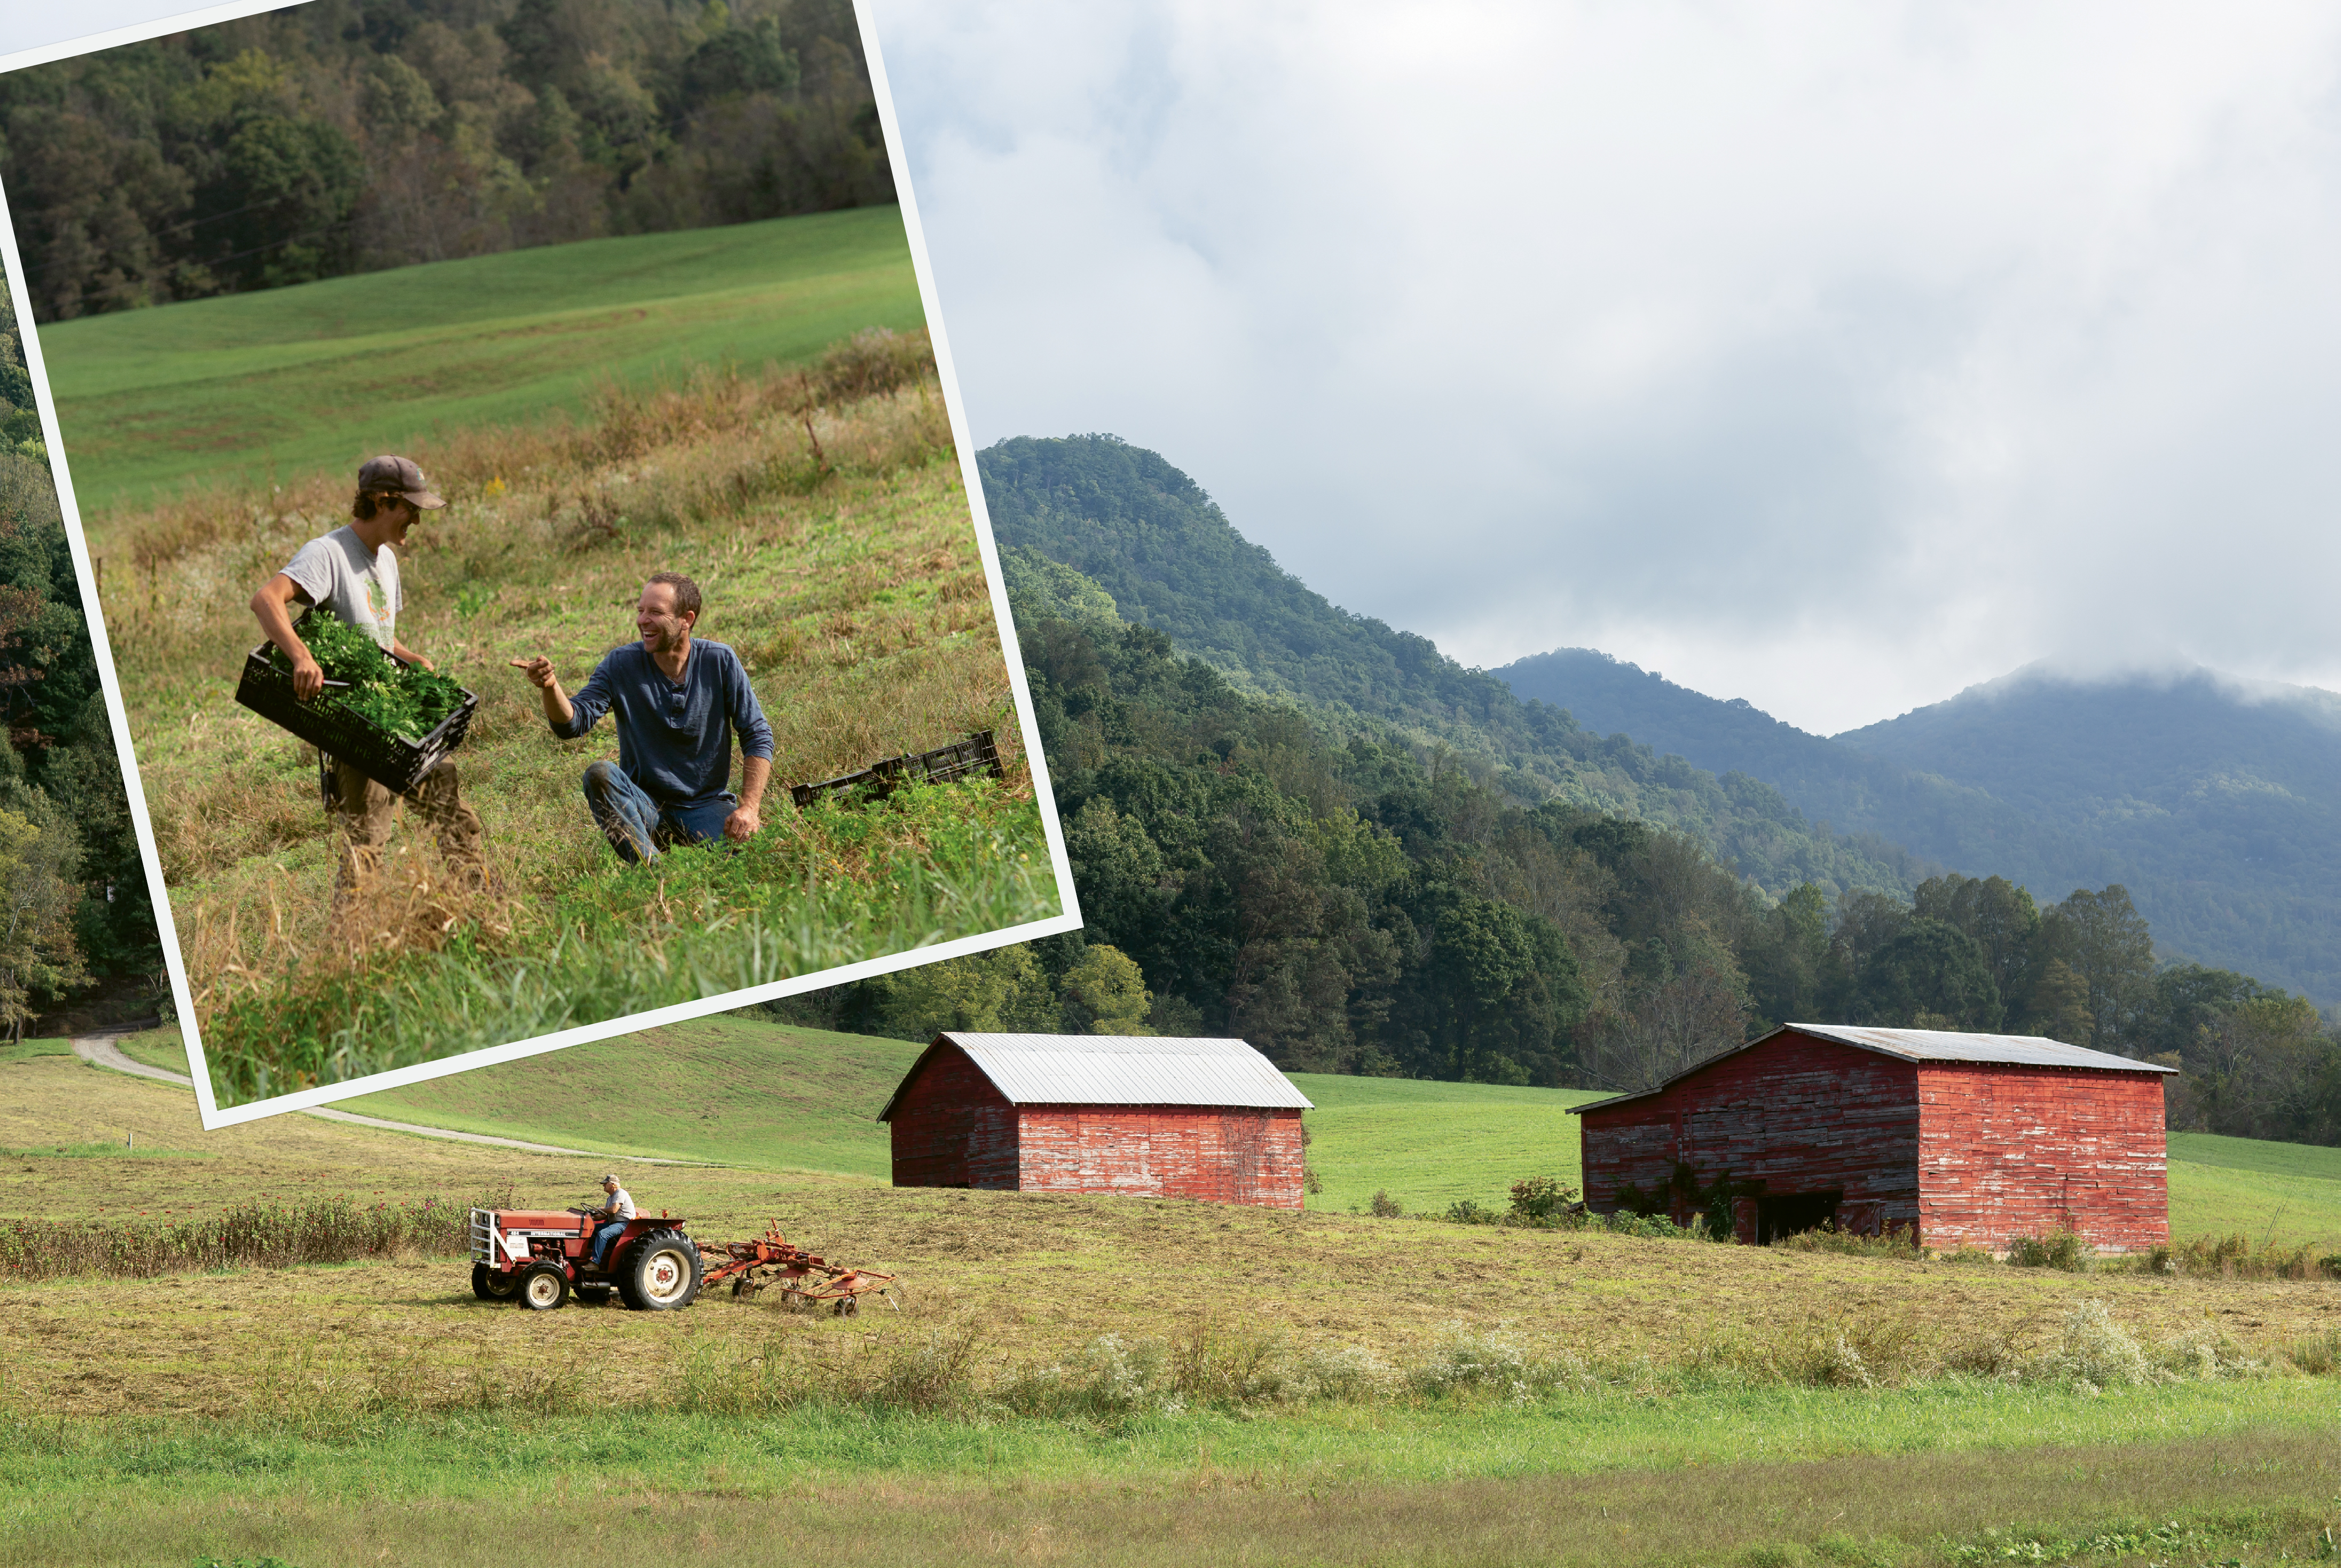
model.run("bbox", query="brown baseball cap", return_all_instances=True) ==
[356,454,445,510]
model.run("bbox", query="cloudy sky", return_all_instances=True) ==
[14,3,2341,735]
[866,0,2341,735]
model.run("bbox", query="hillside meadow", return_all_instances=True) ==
[91,321,1056,1106]
[44,209,927,514]
[3,1042,2341,1564]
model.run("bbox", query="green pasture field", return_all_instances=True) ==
[43,208,926,514]
[1291,1072,1606,1215]
[96,325,1058,1106]
[343,1014,922,1174]
[7,1051,2341,1566]
[107,1030,193,1077]
[0,1038,69,1067]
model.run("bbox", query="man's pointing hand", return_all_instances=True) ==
[509,655,556,689]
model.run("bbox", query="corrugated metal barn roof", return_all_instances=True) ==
[1783,1024,2179,1074]
[879,1034,1314,1119]
[1569,1022,2176,1114]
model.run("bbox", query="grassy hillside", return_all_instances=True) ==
[345,1016,922,1176]
[103,333,1052,1105]
[44,209,924,514]
[981,436,1932,902]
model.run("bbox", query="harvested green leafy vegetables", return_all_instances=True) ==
[266,607,468,741]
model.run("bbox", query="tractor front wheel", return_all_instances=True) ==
[625,1229,703,1311]
[519,1262,570,1311]
[472,1263,520,1302]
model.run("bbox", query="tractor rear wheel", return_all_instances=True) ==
[625,1228,703,1311]
[519,1262,570,1311]
[472,1263,520,1302]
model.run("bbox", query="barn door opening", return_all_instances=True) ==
[1755,1191,1841,1244]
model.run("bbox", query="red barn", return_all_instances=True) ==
[1571,1024,2175,1252]
[878,1033,1314,1208]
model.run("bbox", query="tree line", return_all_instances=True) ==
[0,285,158,1032]
[0,0,893,323]
[776,550,2341,1148]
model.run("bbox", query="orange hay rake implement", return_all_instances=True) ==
[699,1223,900,1314]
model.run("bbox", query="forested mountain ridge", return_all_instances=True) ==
[780,519,2341,1144]
[977,433,1931,904]
[1498,648,2341,1006]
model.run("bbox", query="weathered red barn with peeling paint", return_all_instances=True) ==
[1570,1025,2175,1252]
[878,1033,1314,1208]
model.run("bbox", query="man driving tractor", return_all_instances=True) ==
[588,1175,635,1271]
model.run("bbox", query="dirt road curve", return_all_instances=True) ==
[69,1030,703,1164]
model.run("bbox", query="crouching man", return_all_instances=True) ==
[510,572,773,861]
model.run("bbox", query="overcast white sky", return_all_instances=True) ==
[867,0,2341,734]
[13,4,2341,735]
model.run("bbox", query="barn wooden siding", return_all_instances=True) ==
[883,1037,1310,1207]
[1576,1026,2171,1251]
[887,1042,1020,1189]
[1917,1065,2168,1251]
[1016,1107,1306,1208]
[1578,1035,1922,1241]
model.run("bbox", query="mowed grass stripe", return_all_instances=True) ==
[43,207,924,513]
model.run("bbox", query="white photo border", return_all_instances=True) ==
[0,0,1084,1129]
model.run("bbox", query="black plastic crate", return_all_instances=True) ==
[791,730,1002,810]
[234,627,479,796]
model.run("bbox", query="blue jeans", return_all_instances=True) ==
[591,1219,628,1269]
[581,760,734,863]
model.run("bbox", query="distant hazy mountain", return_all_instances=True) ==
[976,434,1931,901]
[1840,666,2341,1000]
[1496,649,2104,889]
[1496,648,2341,1004]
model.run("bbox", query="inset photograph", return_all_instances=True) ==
[0,2,1074,1121]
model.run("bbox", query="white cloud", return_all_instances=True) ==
[874,0,2341,733]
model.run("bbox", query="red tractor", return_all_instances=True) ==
[468,1205,704,1311]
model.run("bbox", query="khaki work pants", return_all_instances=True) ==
[328,756,487,913]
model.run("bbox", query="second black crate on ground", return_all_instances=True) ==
[791,732,1003,810]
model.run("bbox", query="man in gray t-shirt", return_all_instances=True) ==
[250,455,486,913]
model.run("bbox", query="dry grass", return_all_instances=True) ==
[85,331,1055,1096]
[6,1056,2341,1421]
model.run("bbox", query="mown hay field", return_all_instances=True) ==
[5,1047,2341,1566]
[44,208,926,512]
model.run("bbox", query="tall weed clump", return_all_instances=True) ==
[2160,1233,2336,1280]
[0,1195,476,1281]
[1772,1222,1923,1260]
[2004,1230,2093,1271]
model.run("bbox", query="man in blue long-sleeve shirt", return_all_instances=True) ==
[510,572,775,862]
